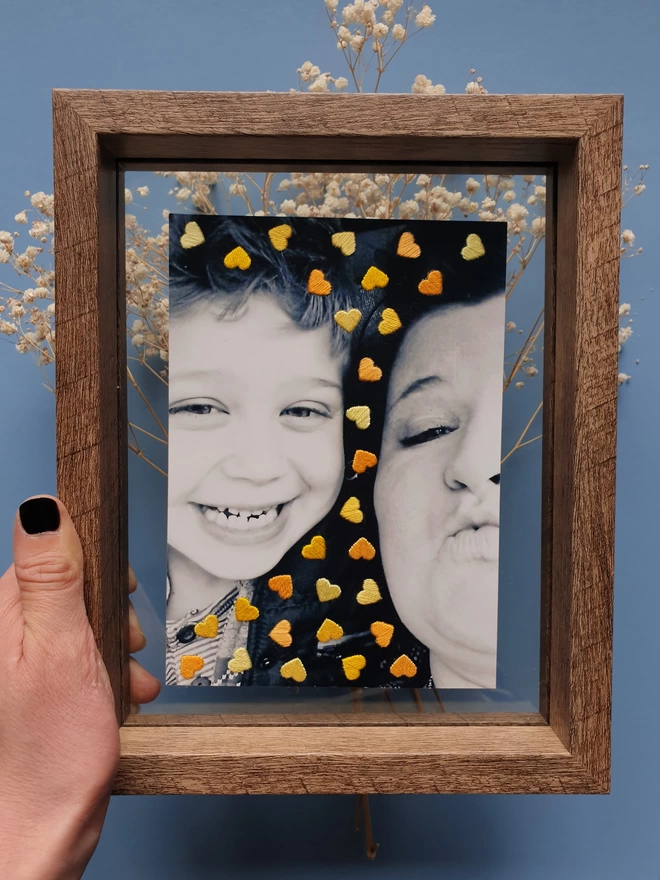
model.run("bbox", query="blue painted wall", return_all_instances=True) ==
[1,1,658,876]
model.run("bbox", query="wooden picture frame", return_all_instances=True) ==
[52,89,621,795]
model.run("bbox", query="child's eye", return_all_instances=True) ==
[281,405,328,419]
[169,401,227,419]
[400,424,457,447]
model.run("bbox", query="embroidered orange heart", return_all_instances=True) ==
[352,449,378,473]
[224,245,251,270]
[378,307,402,335]
[194,614,219,639]
[308,268,332,296]
[390,654,417,678]
[461,233,485,261]
[269,619,293,647]
[340,496,363,524]
[418,269,443,296]
[180,221,205,249]
[334,308,362,332]
[331,231,356,256]
[280,657,307,683]
[235,597,260,621]
[268,224,292,251]
[346,405,370,430]
[316,578,342,602]
[268,574,293,600]
[358,357,382,382]
[397,231,421,259]
[302,535,326,559]
[227,647,252,673]
[180,655,204,680]
[342,654,367,681]
[349,537,376,561]
[357,578,382,605]
[370,621,394,647]
[317,618,344,642]
[361,265,389,291]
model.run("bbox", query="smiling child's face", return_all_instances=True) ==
[168,295,345,581]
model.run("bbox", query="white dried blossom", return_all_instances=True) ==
[506,203,529,224]
[533,185,546,204]
[466,177,480,195]
[34,287,49,298]
[132,334,145,347]
[392,22,405,40]
[411,74,445,95]
[399,199,420,219]
[527,195,537,205]
[175,187,192,202]
[0,250,9,264]
[325,0,338,10]
[617,373,631,385]
[515,381,524,389]
[481,197,496,210]
[506,321,517,332]
[621,229,635,245]
[634,184,646,195]
[280,199,297,215]
[466,81,488,95]
[618,326,633,347]
[524,366,539,377]
[0,320,18,336]
[229,183,246,196]
[15,211,27,224]
[124,189,133,204]
[296,204,313,217]
[417,174,431,186]
[137,186,150,197]
[386,0,403,9]
[503,190,516,202]
[498,178,515,191]
[308,73,331,92]
[531,217,546,237]
[335,76,349,90]
[30,192,54,216]
[415,4,435,27]
[373,22,388,37]
[619,303,631,316]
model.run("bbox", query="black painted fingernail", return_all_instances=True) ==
[19,497,61,535]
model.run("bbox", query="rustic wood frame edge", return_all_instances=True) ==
[52,90,621,796]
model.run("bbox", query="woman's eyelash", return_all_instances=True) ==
[400,425,457,447]
[169,403,224,416]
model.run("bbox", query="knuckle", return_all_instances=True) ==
[14,551,81,592]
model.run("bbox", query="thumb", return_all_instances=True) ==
[13,495,87,637]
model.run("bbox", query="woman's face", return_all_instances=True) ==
[374,296,505,687]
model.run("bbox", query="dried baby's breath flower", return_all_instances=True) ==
[415,4,435,27]
[124,189,133,204]
[137,186,150,197]
[619,303,631,316]
[618,373,631,385]
[531,217,546,237]
[621,229,635,245]
[392,22,405,40]
[466,177,480,195]
[411,74,445,95]
[335,76,349,90]
[15,211,27,224]
[507,321,517,332]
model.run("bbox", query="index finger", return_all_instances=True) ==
[128,565,138,594]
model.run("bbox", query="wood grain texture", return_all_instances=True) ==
[124,712,547,727]
[52,89,621,795]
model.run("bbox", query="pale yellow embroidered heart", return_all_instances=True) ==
[334,308,362,332]
[308,268,332,296]
[418,269,443,296]
[268,574,293,600]
[180,221,205,249]
[194,614,219,639]
[378,307,402,335]
[349,538,376,561]
[302,535,326,559]
[234,597,260,621]
[390,654,417,678]
[397,231,421,259]
[358,357,382,382]
[269,619,293,647]
[340,496,363,524]
[280,657,307,683]
[227,647,252,673]
[370,621,394,647]
[352,449,378,473]
[342,654,366,681]
[357,578,382,605]
[461,233,485,261]
[317,618,344,642]
[361,265,389,291]
[268,224,292,251]
[316,578,342,602]
[180,655,204,680]
[224,245,251,270]
[331,231,356,256]
[346,405,371,430]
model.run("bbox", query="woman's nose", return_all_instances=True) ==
[443,383,502,498]
[219,426,287,485]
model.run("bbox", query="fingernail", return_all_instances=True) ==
[19,497,61,535]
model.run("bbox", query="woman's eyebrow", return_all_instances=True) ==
[390,375,443,410]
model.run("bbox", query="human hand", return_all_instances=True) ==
[0,496,160,880]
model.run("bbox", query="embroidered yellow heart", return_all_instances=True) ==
[331,231,356,256]
[361,265,389,291]
[461,233,485,261]
[340,496,363,524]
[269,619,292,648]
[397,231,421,259]
[358,357,382,382]
[349,537,376,561]
[342,654,367,681]
[268,224,292,251]
[227,647,252,673]
[352,449,378,473]
[224,245,251,270]
[194,614,219,639]
[316,578,342,602]
[317,618,344,642]
[235,597,260,621]
[302,535,326,560]
[334,308,362,332]
[308,268,332,296]
[378,307,402,335]
[357,578,382,605]
[390,654,417,678]
[346,405,371,430]
[180,655,204,680]
[418,269,443,296]
[268,574,293,600]
[180,220,205,249]
[280,657,307,683]
[370,621,394,647]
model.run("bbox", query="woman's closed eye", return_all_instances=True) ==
[400,423,457,448]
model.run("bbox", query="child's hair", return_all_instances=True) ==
[169,214,366,356]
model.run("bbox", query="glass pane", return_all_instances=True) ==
[124,168,546,716]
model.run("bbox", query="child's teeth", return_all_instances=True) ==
[204,507,220,524]
[227,508,240,516]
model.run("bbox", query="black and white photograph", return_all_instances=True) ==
[165,214,507,688]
